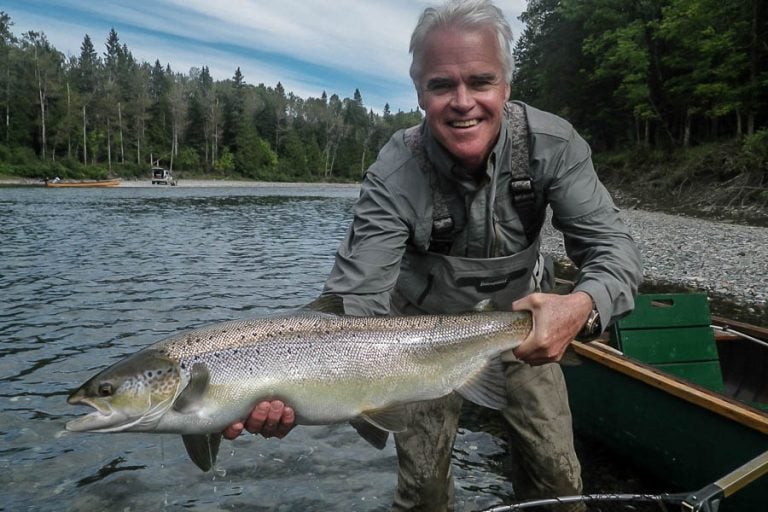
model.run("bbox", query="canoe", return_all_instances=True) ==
[563,293,768,511]
[45,178,121,188]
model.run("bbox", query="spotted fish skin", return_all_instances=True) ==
[66,297,531,470]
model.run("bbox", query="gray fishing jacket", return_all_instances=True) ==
[323,101,642,331]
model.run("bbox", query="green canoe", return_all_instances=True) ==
[564,293,768,511]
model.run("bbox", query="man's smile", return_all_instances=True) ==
[449,119,480,128]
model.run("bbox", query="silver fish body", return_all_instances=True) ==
[66,297,531,470]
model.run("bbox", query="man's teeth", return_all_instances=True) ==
[451,120,478,128]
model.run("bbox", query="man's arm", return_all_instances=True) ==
[514,122,641,364]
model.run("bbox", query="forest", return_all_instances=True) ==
[0,0,766,198]
[0,11,422,182]
[512,0,767,214]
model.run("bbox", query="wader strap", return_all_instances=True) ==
[404,126,455,254]
[506,102,541,245]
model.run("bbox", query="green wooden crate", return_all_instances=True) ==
[611,293,724,392]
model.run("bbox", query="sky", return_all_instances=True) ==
[2,0,527,113]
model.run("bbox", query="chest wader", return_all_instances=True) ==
[389,103,584,512]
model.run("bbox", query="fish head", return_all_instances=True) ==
[66,349,182,433]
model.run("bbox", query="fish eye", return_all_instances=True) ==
[98,383,114,397]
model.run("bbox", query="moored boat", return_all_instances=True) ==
[45,178,121,188]
[563,293,768,511]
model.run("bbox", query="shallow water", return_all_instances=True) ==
[0,185,515,511]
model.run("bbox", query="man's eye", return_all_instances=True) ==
[471,79,495,90]
[426,81,453,93]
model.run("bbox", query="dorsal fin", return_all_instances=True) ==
[304,294,345,314]
[455,358,508,410]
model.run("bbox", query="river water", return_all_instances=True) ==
[0,185,521,511]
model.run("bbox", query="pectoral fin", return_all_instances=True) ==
[173,363,209,413]
[455,357,508,410]
[182,433,222,472]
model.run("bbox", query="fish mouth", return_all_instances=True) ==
[65,394,125,432]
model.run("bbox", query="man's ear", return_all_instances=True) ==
[417,89,425,110]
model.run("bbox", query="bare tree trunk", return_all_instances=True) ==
[34,46,47,161]
[3,51,8,144]
[644,118,650,146]
[66,82,72,158]
[82,105,87,166]
[118,102,124,164]
[107,117,112,172]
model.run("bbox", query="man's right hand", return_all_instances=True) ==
[222,400,296,440]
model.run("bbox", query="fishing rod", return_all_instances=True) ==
[482,449,768,512]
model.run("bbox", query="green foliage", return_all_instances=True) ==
[215,148,235,173]
[514,0,768,149]
[176,147,200,171]
[0,11,422,183]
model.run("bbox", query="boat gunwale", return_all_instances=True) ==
[572,340,768,435]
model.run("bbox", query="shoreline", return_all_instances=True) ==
[0,177,361,189]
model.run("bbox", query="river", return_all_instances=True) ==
[0,185,523,511]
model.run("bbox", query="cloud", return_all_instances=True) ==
[4,0,527,112]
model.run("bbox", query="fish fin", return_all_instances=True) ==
[455,357,508,410]
[361,405,410,433]
[350,418,390,449]
[173,363,209,413]
[472,298,496,312]
[304,294,345,314]
[181,433,222,472]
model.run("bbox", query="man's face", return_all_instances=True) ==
[416,26,510,173]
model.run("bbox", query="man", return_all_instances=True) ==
[225,0,642,510]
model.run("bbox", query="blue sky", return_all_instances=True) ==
[3,0,527,113]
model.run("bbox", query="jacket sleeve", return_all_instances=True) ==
[540,127,643,329]
[322,168,412,316]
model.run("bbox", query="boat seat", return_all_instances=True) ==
[610,293,725,393]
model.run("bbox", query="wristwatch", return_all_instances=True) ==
[576,299,601,341]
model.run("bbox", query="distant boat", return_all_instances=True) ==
[151,167,176,186]
[45,178,121,188]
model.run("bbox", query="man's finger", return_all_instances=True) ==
[223,421,244,440]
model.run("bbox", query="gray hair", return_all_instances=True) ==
[409,0,514,88]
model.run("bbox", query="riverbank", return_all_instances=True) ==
[0,177,360,189]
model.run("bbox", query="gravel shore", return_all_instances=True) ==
[540,207,768,309]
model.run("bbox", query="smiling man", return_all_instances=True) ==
[226,1,642,510]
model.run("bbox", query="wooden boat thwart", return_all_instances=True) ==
[563,293,768,511]
[45,178,121,188]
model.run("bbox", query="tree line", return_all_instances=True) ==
[512,0,767,151]
[0,12,422,181]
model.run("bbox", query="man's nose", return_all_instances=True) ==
[450,83,474,111]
